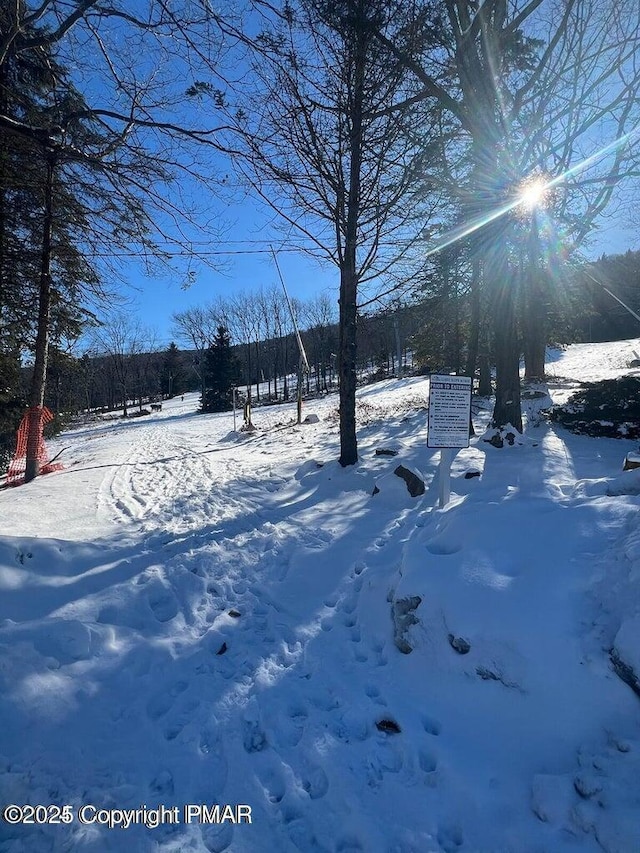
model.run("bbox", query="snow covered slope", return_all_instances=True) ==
[1,342,639,853]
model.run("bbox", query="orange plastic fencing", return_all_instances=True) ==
[6,406,64,486]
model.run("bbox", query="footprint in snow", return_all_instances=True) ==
[277,702,308,747]
[365,633,388,665]
[232,579,247,596]
[280,625,302,650]
[199,725,225,759]
[365,683,386,705]
[146,681,188,721]
[147,586,178,623]
[149,769,174,797]
[256,764,286,805]
[425,538,462,556]
[242,710,268,753]
[340,594,358,614]
[283,807,323,853]
[365,740,403,786]
[308,687,341,712]
[301,760,329,800]
[193,726,229,803]
[201,822,234,853]
[331,708,370,743]
[418,750,438,774]
[163,698,199,741]
[436,823,464,852]
[422,714,442,736]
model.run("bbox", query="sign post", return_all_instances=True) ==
[232,386,237,432]
[427,375,472,508]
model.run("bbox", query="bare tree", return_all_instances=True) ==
[376,0,640,431]
[1,1,236,479]
[132,329,163,409]
[171,305,222,397]
[303,292,338,392]
[91,314,151,416]
[217,0,439,464]
[226,290,266,403]
[513,1,640,379]
[255,284,287,399]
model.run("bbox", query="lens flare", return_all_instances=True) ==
[419,124,639,262]
[518,178,548,210]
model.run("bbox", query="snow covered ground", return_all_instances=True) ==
[1,340,640,853]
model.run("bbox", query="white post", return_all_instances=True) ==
[232,386,237,432]
[439,447,453,508]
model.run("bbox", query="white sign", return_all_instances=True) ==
[428,374,472,448]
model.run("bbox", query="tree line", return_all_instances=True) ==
[3,289,409,438]
[2,1,640,478]
[212,0,640,458]
[5,245,635,451]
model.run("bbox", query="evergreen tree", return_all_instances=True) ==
[201,327,241,413]
[0,351,24,473]
[163,342,189,398]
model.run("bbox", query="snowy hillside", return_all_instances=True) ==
[1,340,640,853]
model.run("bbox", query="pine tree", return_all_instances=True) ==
[163,342,189,398]
[0,8,102,479]
[201,327,241,413]
[0,350,24,473]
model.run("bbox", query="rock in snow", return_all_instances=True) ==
[612,616,640,697]
[393,464,426,496]
[392,595,422,654]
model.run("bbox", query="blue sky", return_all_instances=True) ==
[116,203,638,350]
[108,170,339,349]
[103,136,640,351]
[124,241,335,349]
[66,3,640,353]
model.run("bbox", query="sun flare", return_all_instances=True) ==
[518,177,549,210]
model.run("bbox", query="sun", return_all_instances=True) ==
[518,177,549,211]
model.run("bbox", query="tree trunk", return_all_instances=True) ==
[245,341,252,404]
[283,337,288,401]
[338,14,365,467]
[25,153,55,483]
[490,237,522,431]
[452,289,461,374]
[522,280,547,379]
[465,254,482,379]
[254,339,261,401]
[338,262,358,466]
[394,317,402,379]
[478,352,492,397]
[523,215,546,380]
[456,5,523,434]
[0,62,6,336]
